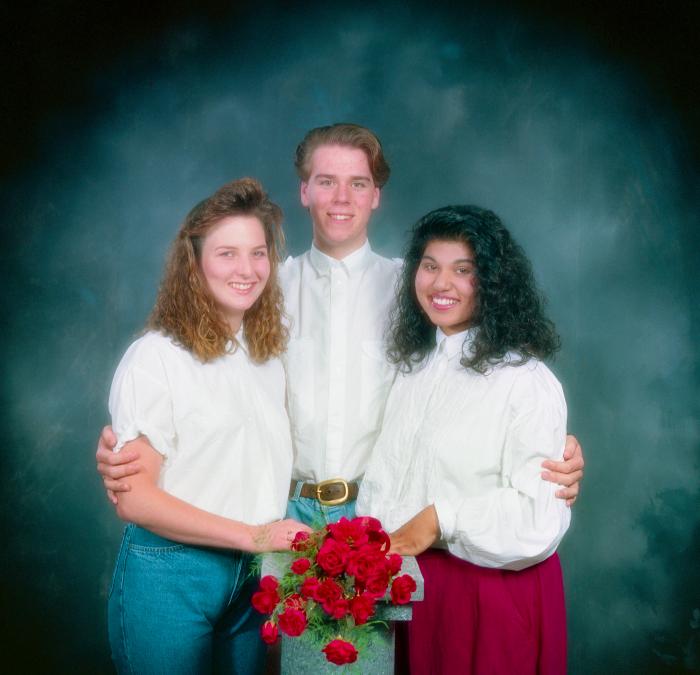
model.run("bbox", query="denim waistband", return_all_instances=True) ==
[125,523,180,548]
[124,524,250,559]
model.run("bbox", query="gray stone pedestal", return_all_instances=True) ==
[261,554,424,673]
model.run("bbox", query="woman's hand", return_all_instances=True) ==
[250,519,313,552]
[542,434,584,506]
[389,505,440,556]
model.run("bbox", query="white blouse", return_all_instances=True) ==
[357,328,571,571]
[109,331,293,525]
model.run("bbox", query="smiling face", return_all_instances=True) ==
[414,239,478,335]
[300,144,381,259]
[199,215,270,333]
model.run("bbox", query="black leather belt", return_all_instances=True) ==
[289,478,360,506]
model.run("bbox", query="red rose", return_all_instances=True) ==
[300,576,320,599]
[322,638,358,665]
[260,620,278,645]
[346,544,386,583]
[364,569,391,598]
[324,598,349,619]
[290,557,311,575]
[386,553,403,576]
[327,517,369,548]
[251,576,280,614]
[316,538,350,577]
[291,531,311,551]
[349,593,375,625]
[278,607,307,637]
[367,528,391,551]
[390,574,417,605]
[352,516,382,532]
[313,578,343,605]
[259,575,279,591]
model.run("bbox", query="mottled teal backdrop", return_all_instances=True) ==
[2,2,698,673]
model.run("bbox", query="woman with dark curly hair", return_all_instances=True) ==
[357,204,570,674]
[107,178,310,674]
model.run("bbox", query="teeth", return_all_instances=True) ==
[329,214,352,221]
[433,297,457,306]
[229,282,254,290]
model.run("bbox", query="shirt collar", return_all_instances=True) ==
[308,239,372,277]
[435,326,478,360]
[227,327,248,356]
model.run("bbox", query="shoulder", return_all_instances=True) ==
[369,250,402,270]
[123,330,183,358]
[278,251,310,294]
[279,251,307,276]
[500,357,565,415]
[367,250,403,280]
[116,331,192,375]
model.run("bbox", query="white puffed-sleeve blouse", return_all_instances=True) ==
[357,327,571,571]
[109,331,293,526]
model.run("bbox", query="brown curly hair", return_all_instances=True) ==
[147,178,288,363]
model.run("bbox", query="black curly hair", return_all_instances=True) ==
[388,204,560,373]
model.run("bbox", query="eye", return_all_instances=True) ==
[253,250,268,258]
[352,181,368,189]
[421,262,437,272]
[456,266,472,274]
[318,178,333,187]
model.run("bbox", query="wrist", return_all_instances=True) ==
[243,523,259,552]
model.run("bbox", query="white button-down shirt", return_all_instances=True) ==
[280,241,402,483]
[109,331,292,525]
[357,328,571,570]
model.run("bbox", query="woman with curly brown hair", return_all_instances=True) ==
[358,204,570,674]
[107,178,310,674]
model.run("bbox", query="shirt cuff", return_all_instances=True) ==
[113,424,174,460]
[433,498,456,541]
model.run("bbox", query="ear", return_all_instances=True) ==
[371,187,381,210]
[300,181,310,208]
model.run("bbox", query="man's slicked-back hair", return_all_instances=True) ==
[294,123,391,187]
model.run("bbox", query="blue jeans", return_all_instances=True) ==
[285,495,357,527]
[108,525,265,674]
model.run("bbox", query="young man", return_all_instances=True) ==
[96,124,584,525]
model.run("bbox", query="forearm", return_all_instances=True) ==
[435,482,570,570]
[116,483,261,552]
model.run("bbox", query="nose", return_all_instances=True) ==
[235,255,253,277]
[433,268,451,291]
[333,182,350,203]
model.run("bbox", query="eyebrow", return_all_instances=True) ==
[314,173,372,182]
[215,244,268,251]
[421,254,475,264]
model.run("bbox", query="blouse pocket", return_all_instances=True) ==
[284,337,316,434]
[360,340,395,430]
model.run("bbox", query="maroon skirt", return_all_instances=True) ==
[397,549,566,675]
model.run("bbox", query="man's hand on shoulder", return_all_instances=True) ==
[96,426,143,505]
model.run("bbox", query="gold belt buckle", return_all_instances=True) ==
[316,478,349,506]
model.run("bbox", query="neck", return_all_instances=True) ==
[313,237,367,261]
[223,313,243,335]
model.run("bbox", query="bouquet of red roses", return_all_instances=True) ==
[251,516,417,667]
